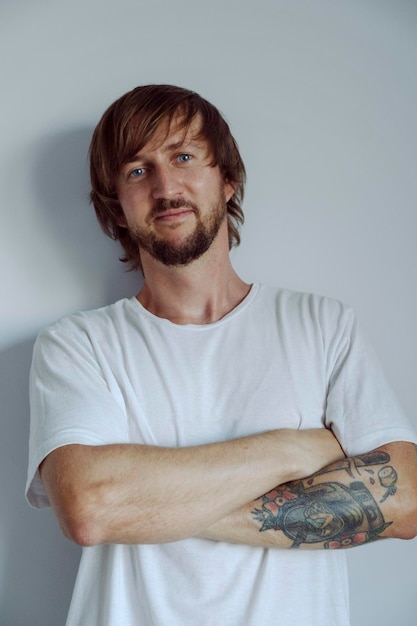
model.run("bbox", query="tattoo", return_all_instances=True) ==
[310,451,398,503]
[252,450,397,549]
[312,451,390,479]
[252,481,391,549]
[378,466,398,502]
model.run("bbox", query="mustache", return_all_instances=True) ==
[150,198,199,219]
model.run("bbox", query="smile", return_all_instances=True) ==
[153,209,195,222]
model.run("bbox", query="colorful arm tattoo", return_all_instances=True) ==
[252,451,397,549]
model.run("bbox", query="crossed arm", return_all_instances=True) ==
[200,441,417,549]
[40,431,417,549]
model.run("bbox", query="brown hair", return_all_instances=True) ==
[89,84,246,271]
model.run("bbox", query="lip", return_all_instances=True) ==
[153,209,195,222]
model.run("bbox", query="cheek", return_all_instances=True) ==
[191,169,233,201]
[116,188,147,225]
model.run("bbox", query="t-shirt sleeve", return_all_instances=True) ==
[323,304,417,456]
[26,323,129,509]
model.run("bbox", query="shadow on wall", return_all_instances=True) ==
[31,127,141,305]
[0,339,81,626]
[0,130,142,624]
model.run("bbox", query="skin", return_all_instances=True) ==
[115,115,249,324]
[117,125,233,269]
[40,114,417,549]
[200,443,417,548]
[41,429,344,546]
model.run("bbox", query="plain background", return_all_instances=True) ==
[1,0,416,624]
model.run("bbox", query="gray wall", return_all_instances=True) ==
[1,1,416,624]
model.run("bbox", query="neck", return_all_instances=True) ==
[137,230,250,325]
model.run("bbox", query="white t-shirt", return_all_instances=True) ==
[26,284,417,626]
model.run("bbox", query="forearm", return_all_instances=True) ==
[40,428,343,546]
[200,442,417,549]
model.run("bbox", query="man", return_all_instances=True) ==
[26,84,417,625]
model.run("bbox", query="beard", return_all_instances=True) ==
[127,190,228,267]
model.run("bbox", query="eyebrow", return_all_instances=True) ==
[166,139,204,151]
[126,139,207,164]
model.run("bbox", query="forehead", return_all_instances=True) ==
[133,113,208,156]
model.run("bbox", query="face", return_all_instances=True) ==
[116,115,235,267]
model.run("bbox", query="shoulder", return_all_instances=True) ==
[33,298,139,361]
[257,284,355,329]
[37,298,136,341]
[253,284,360,363]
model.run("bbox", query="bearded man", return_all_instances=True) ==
[26,84,417,626]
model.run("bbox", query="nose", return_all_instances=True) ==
[151,166,183,200]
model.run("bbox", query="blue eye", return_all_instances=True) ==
[129,168,145,178]
[177,154,192,163]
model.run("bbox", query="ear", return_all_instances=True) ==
[114,200,128,228]
[112,183,128,227]
[117,215,128,228]
[223,179,236,203]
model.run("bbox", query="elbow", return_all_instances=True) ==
[56,488,108,547]
[55,485,175,547]
[63,516,103,547]
[399,529,417,541]
[395,507,417,541]
[394,520,417,541]
[377,442,417,541]
[390,485,417,541]
[400,478,417,540]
